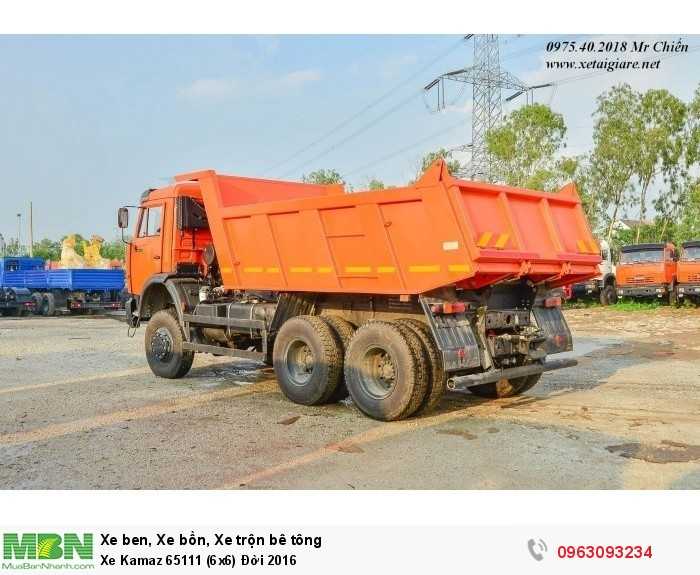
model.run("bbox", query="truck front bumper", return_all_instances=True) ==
[617,285,667,298]
[445,358,578,392]
[677,284,700,297]
[572,282,598,297]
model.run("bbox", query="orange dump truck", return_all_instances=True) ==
[616,242,678,304]
[676,240,700,305]
[117,161,599,421]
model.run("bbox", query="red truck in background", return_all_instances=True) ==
[616,243,678,304]
[676,240,700,305]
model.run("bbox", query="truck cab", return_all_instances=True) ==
[571,239,617,305]
[676,240,700,305]
[616,242,677,304]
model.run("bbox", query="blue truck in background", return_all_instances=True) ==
[0,257,125,316]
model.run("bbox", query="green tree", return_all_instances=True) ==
[302,169,344,185]
[415,148,462,180]
[590,84,641,243]
[101,239,126,261]
[632,89,687,242]
[32,238,61,261]
[486,103,568,190]
[368,178,385,190]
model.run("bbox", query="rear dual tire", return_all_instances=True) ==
[344,320,430,421]
[273,315,344,406]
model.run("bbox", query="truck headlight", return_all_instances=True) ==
[678,287,685,293]
[655,288,663,293]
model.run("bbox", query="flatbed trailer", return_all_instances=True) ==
[119,160,600,421]
[0,257,125,315]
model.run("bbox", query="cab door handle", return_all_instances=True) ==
[134,246,143,253]
[153,255,161,260]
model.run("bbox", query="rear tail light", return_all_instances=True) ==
[543,296,562,308]
[431,302,468,314]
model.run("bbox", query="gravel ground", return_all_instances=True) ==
[0,307,699,489]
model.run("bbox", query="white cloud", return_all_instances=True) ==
[178,68,321,102]
[177,77,239,101]
[276,68,322,89]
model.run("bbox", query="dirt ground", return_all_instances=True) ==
[1,306,699,489]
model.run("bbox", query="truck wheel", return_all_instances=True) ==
[395,318,446,414]
[41,293,56,316]
[669,284,679,307]
[469,373,542,398]
[320,315,356,402]
[31,293,43,315]
[344,321,428,421]
[145,308,194,379]
[600,285,616,306]
[273,315,343,406]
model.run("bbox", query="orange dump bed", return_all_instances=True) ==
[177,160,600,295]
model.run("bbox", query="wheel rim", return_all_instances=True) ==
[151,327,174,362]
[358,345,397,399]
[284,338,315,386]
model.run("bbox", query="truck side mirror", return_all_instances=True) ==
[117,207,129,229]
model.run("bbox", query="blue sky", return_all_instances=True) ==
[1,34,699,243]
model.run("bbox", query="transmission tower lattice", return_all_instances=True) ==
[424,34,528,182]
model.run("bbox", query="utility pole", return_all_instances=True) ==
[424,35,549,182]
[29,201,34,257]
[16,212,22,256]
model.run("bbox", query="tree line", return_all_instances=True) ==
[2,235,125,262]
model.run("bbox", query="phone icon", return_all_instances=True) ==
[527,538,548,561]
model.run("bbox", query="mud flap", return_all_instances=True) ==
[532,306,573,354]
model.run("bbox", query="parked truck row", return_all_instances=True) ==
[0,257,125,316]
[117,160,600,421]
[569,240,700,306]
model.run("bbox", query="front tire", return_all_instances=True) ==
[469,373,542,399]
[600,284,617,306]
[273,315,343,406]
[145,308,194,378]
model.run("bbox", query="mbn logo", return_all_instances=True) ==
[3,533,93,560]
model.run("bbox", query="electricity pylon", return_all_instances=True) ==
[424,34,529,182]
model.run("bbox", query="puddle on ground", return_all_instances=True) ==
[188,360,268,388]
[606,440,700,464]
[558,337,624,360]
[436,429,478,440]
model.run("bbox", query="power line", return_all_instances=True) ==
[344,120,467,179]
[278,89,420,179]
[263,35,469,177]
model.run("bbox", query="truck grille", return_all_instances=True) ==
[688,273,700,282]
[627,275,654,285]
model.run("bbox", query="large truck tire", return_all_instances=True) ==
[599,284,616,306]
[273,315,343,406]
[344,320,428,421]
[41,292,56,316]
[395,317,446,414]
[669,283,678,307]
[31,293,43,315]
[145,308,194,379]
[469,373,542,399]
[320,315,356,402]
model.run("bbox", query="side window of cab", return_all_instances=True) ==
[137,206,163,238]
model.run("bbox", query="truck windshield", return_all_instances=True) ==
[619,249,664,264]
[681,246,700,261]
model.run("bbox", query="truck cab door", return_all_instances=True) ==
[128,203,164,295]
